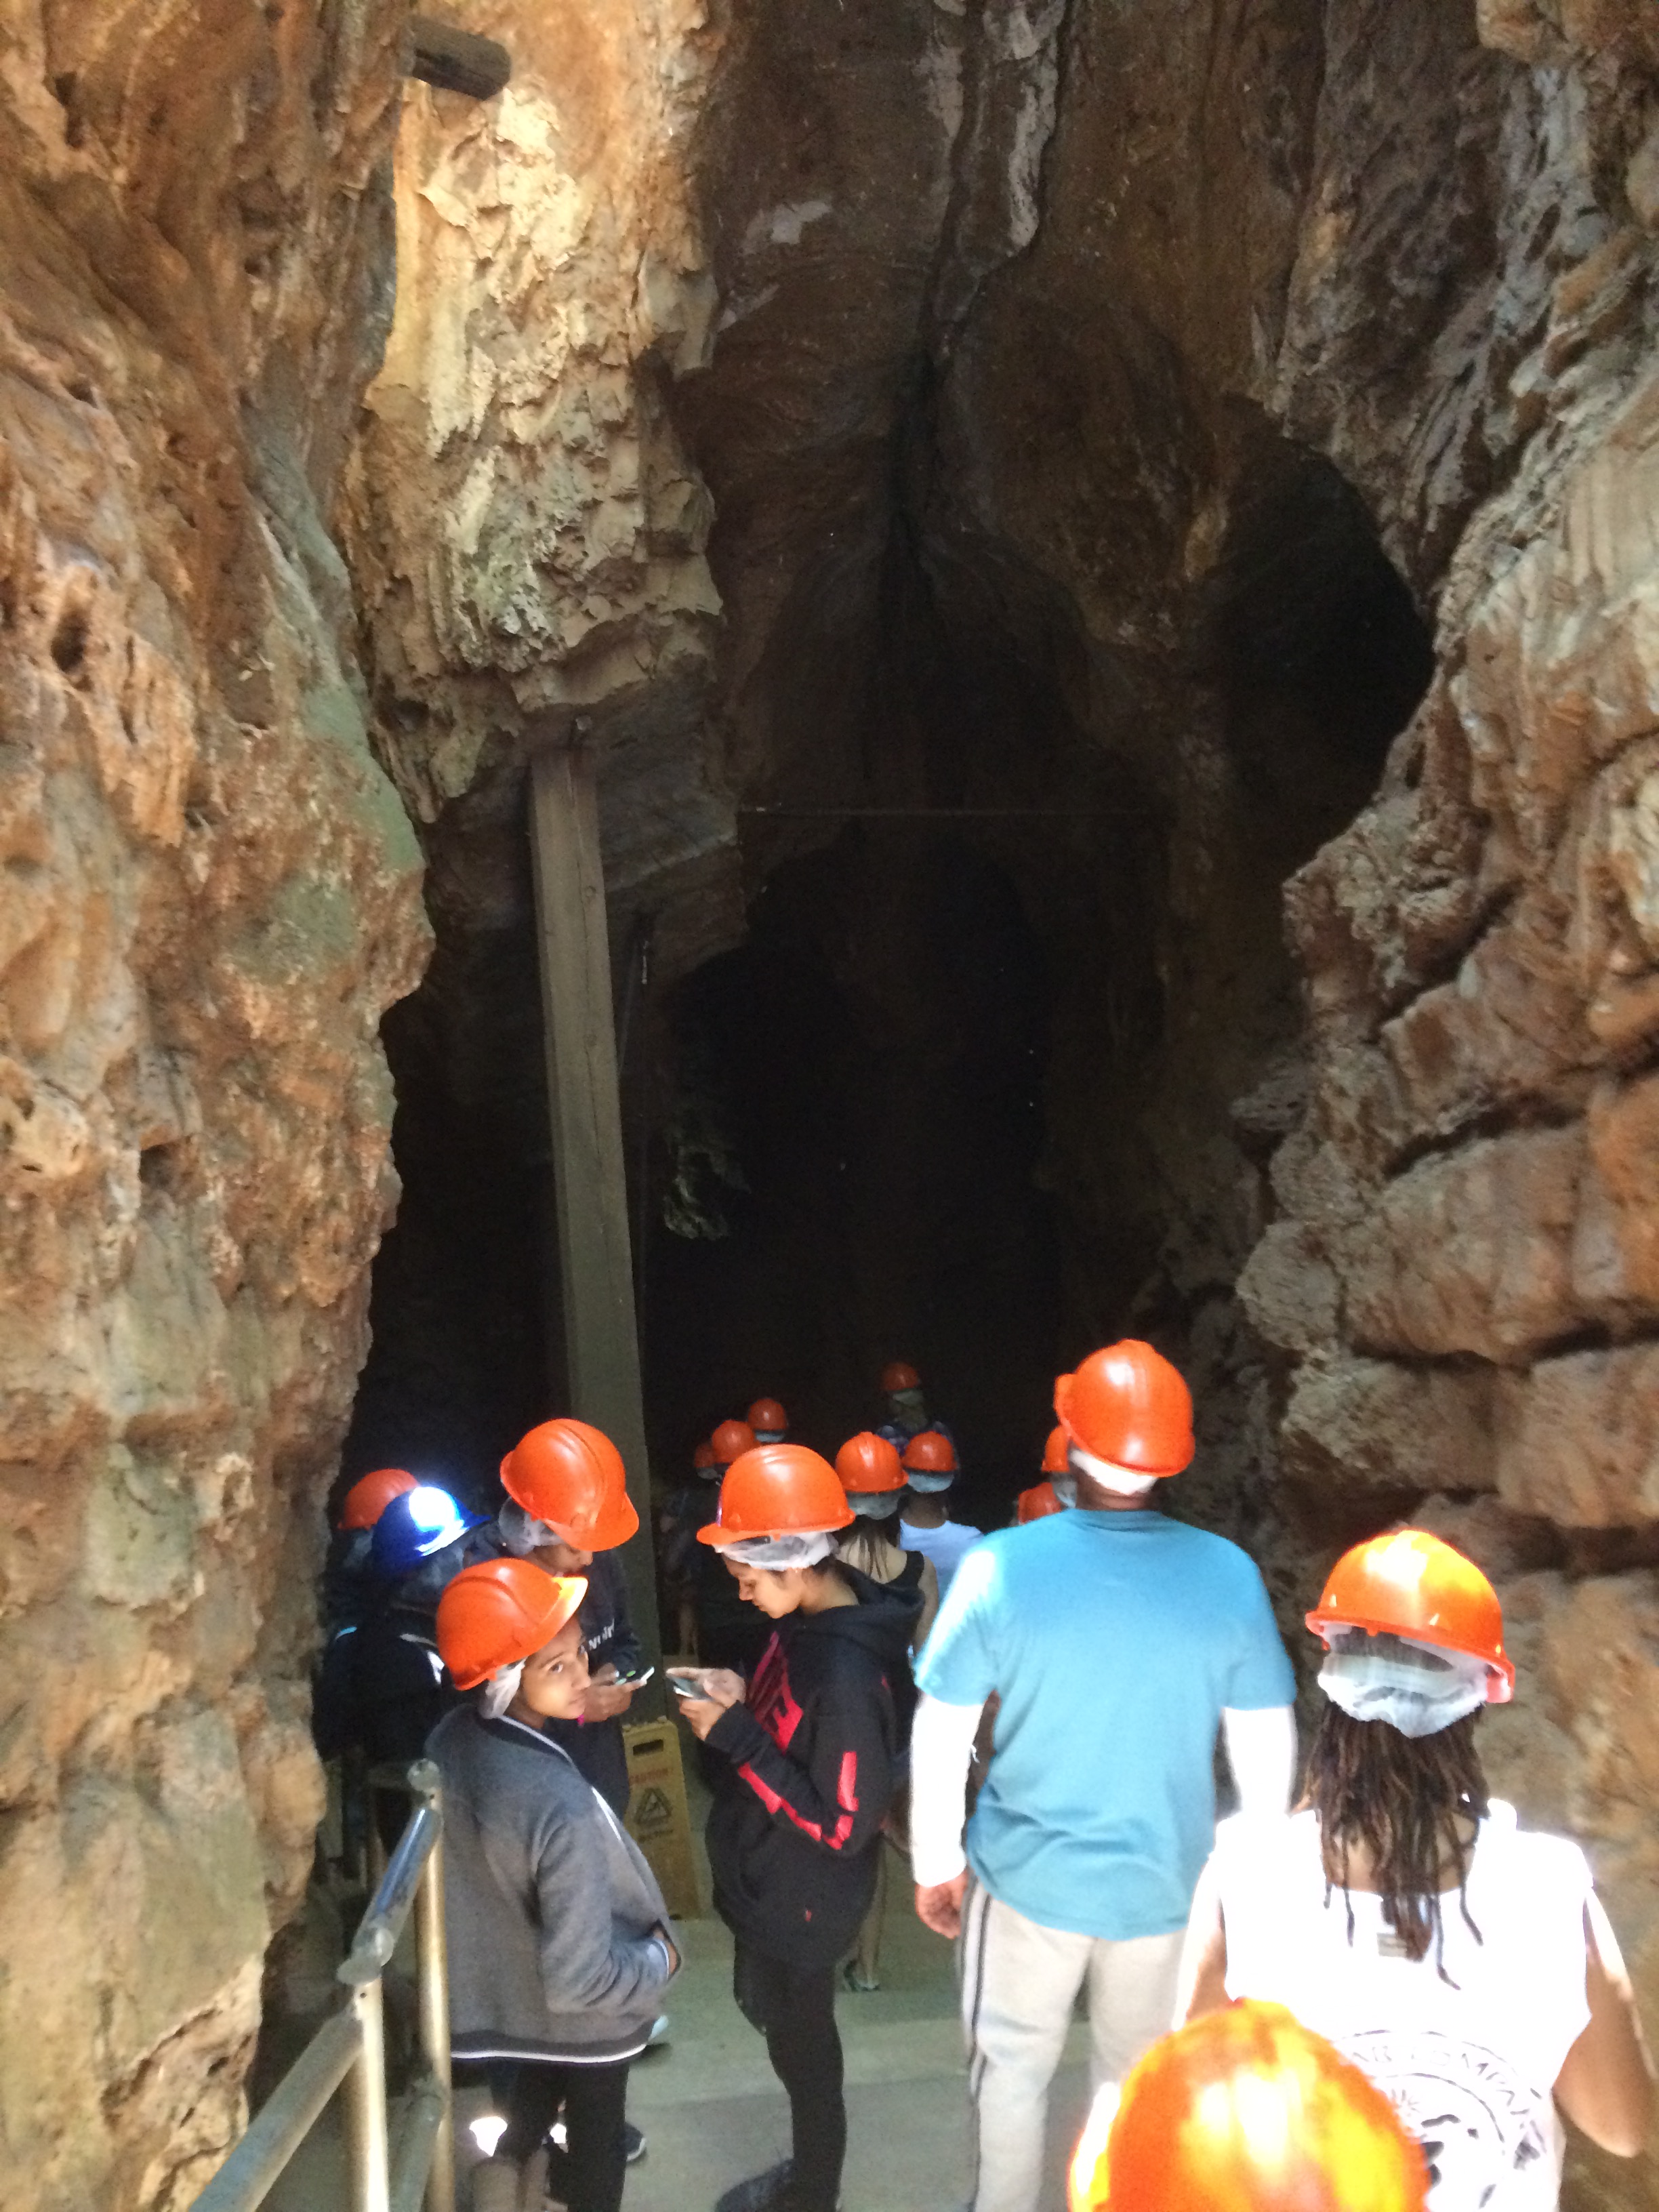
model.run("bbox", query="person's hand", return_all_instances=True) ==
[678,1694,725,1740]
[916,1872,968,1940]
[695,1667,746,1707]
[581,1664,640,1723]
[669,1666,743,1741]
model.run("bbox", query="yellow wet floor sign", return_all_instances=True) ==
[623,1717,701,1919]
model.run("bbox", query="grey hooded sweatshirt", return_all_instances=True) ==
[428,1704,677,2064]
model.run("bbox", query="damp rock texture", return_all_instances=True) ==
[1237,4,1659,2203]
[345,0,739,985]
[0,8,426,2207]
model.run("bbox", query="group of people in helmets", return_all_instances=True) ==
[316,1340,1654,2212]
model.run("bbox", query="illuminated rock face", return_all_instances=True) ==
[5,0,1659,2206]
[0,8,426,2206]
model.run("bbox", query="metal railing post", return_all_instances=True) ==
[342,1977,392,2212]
[188,1761,448,2212]
[414,1780,455,2212]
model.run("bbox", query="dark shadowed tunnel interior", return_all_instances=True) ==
[344,427,1434,1544]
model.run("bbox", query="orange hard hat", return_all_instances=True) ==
[1307,1528,1515,1702]
[338,1467,419,1531]
[693,1439,719,1470]
[901,1429,958,1475]
[747,1398,789,1435]
[1041,1425,1070,1476]
[1017,1480,1066,1524]
[880,1361,922,1394]
[698,1444,855,1546]
[836,1431,905,1495]
[499,1419,639,1552]
[435,1560,588,1691]
[1069,1999,1427,2212]
[712,1418,758,1467]
[1054,1340,1193,1475]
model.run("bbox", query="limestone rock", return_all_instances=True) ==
[0,6,428,2205]
[344,0,740,988]
[1282,1355,1498,1500]
[1496,1347,1659,1524]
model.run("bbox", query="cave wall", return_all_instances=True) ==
[0,7,426,2206]
[1237,7,1659,2203]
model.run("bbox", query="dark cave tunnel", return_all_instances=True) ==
[340,436,1434,1552]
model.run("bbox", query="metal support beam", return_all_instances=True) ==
[529,748,663,1704]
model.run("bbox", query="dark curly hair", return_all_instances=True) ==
[1303,1703,1490,1983]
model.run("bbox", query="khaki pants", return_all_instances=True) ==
[959,1881,1182,2212]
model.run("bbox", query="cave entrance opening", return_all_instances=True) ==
[338,430,1432,1557]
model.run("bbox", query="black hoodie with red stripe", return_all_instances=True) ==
[703,1565,921,1966]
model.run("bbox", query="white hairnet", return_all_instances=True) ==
[498,1499,560,1558]
[716,1530,838,1570]
[1070,1445,1157,1498]
[481,1660,526,1719]
[1319,1629,1489,1738]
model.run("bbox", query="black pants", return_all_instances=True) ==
[732,1944,844,2212]
[487,2057,631,2212]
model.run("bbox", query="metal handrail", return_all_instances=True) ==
[190,1760,453,2212]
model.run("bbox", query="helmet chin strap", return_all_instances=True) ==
[1071,1445,1158,1498]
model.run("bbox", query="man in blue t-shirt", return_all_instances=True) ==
[910,1342,1296,2212]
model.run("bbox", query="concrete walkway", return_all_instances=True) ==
[592,1883,1089,2212]
[451,1841,1090,2212]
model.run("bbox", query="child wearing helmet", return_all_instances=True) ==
[876,1359,954,1450]
[834,1432,941,1651]
[322,1467,419,1633]
[431,1559,680,2212]
[488,1418,648,1820]
[896,1430,984,1601]
[671,1444,922,2212]
[312,1483,485,1845]
[693,1419,773,1676]
[1179,1529,1655,2211]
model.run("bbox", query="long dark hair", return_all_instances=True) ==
[1304,1704,1490,1982]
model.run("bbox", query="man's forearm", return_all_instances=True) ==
[909,1692,985,1885]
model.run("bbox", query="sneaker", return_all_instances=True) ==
[647,2013,671,2047]
[842,1959,879,1993]
[625,2122,647,2163]
[713,2160,840,2212]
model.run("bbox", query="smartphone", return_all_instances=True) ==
[615,1666,655,1689]
[668,1673,700,1700]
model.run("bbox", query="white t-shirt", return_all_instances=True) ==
[898,1517,983,1599]
[1202,1803,1592,2212]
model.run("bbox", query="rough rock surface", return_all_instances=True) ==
[1238,5,1659,2203]
[7,0,1659,2205]
[0,7,426,2206]
[344,0,739,987]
